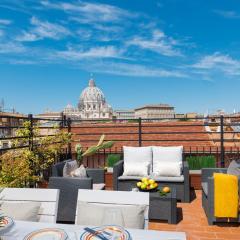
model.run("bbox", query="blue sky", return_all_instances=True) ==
[0,0,240,114]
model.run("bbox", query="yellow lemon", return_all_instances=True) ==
[149,179,155,184]
[141,177,148,183]
[150,184,156,189]
[137,182,142,187]
[141,183,147,190]
[162,187,171,193]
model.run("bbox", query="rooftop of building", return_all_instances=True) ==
[135,104,175,111]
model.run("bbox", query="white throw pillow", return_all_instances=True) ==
[63,160,78,177]
[152,146,183,171]
[76,201,146,229]
[1,202,41,222]
[123,162,149,176]
[153,161,182,177]
[71,164,87,178]
[123,146,152,165]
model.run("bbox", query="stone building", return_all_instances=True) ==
[135,104,175,119]
[63,78,113,119]
[113,109,135,120]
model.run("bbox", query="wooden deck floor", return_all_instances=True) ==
[148,190,240,240]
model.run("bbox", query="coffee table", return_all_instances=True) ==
[149,188,177,224]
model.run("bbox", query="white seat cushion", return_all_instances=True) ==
[118,176,143,181]
[152,146,183,173]
[93,183,105,190]
[151,175,184,182]
[119,175,184,182]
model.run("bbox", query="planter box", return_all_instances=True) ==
[105,172,113,189]
[190,170,201,190]
[37,181,49,189]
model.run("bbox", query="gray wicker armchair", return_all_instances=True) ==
[48,160,105,223]
[201,168,240,225]
[113,160,190,202]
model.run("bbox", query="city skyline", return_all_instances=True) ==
[1,0,240,114]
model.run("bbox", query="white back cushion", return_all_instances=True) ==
[76,201,146,229]
[152,146,183,170]
[0,188,59,223]
[123,146,152,165]
[76,189,149,229]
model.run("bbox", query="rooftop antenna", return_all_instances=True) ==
[0,98,4,112]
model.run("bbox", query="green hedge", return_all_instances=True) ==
[106,154,122,167]
[186,155,216,170]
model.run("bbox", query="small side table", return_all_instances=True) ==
[149,188,177,224]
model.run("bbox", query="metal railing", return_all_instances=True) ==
[1,113,240,168]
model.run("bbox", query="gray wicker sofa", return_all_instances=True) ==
[201,168,240,225]
[113,147,190,203]
[48,160,105,223]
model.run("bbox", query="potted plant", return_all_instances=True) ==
[186,155,216,189]
[106,154,121,172]
[75,134,115,167]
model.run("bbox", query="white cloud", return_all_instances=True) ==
[0,42,26,53]
[192,52,240,76]
[17,16,71,41]
[0,19,12,25]
[9,59,37,65]
[41,0,136,23]
[31,16,70,39]
[88,62,187,78]
[0,30,4,37]
[16,31,39,42]
[55,46,124,60]
[214,10,240,19]
[127,30,182,57]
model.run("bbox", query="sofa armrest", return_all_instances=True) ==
[183,161,189,179]
[86,168,105,184]
[201,168,227,183]
[113,160,124,190]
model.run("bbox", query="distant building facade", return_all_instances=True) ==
[135,104,175,119]
[113,109,135,120]
[0,112,26,149]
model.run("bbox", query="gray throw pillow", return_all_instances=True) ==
[1,202,41,222]
[63,160,78,177]
[227,160,240,178]
[76,201,146,229]
[71,164,87,178]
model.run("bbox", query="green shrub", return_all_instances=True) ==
[186,155,216,170]
[107,154,121,167]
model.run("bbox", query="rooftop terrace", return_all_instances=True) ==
[0,114,239,239]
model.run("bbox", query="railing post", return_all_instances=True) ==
[67,117,72,159]
[138,117,142,147]
[28,113,33,151]
[63,115,67,127]
[220,115,225,167]
[60,112,64,129]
